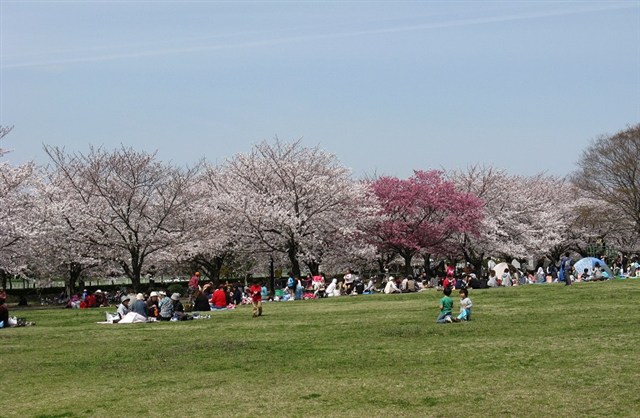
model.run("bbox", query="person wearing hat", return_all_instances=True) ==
[146,291,160,318]
[158,291,174,320]
[95,290,106,307]
[131,293,148,317]
[117,295,131,319]
[171,293,186,320]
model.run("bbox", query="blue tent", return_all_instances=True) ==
[573,257,614,280]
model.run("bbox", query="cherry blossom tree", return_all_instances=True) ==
[370,170,484,276]
[172,176,240,284]
[0,125,14,157]
[44,145,203,291]
[31,168,105,294]
[0,161,40,289]
[448,165,577,273]
[208,139,373,276]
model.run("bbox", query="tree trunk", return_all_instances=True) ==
[400,251,415,277]
[422,253,432,278]
[121,247,143,292]
[269,257,275,296]
[462,249,484,278]
[193,254,225,287]
[67,262,83,295]
[287,239,301,277]
[0,269,7,291]
[305,260,320,276]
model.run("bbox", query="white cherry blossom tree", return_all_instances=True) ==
[448,165,576,273]
[208,139,373,276]
[44,145,203,291]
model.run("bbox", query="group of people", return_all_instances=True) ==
[0,288,34,328]
[65,289,118,309]
[114,290,189,322]
[436,287,473,324]
[188,272,265,317]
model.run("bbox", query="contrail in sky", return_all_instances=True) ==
[1,3,635,69]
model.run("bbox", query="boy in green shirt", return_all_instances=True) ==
[436,287,454,323]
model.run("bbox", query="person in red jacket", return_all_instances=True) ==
[249,282,263,317]
[188,272,200,302]
[210,285,227,309]
[85,292,97,308]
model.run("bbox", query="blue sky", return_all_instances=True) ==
[1,1,638,179]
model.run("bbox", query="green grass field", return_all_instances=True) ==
[1,280,639,417]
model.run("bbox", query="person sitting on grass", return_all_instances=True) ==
[116,295,131,318]
[131,293,148,318]
[453,289,472,322]
[171,293,190,320]
[192,289,211,312]
[325,278,339,297]
[501,269,513,287]
[158,291,174,321]
[210,284,228,309]
[384,276,401,294]
[436,287,454,323]
[147,291,160,318]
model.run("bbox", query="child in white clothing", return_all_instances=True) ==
[454,288,472,321]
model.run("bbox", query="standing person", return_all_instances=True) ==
[436,287,454,323]
[249,282,263,317]
[188,272,201,301]
[547,263,558,282]
[286,273,296,298]
[560,252,573,286]
[295,277,304,300]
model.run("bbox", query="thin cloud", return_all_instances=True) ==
[1,3,635,69]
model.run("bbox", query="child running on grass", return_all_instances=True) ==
[436,287,454,323]
[453,288,472,322]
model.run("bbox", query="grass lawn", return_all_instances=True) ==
[1,280,639,417]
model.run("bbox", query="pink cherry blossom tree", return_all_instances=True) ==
[370,170,484,276]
